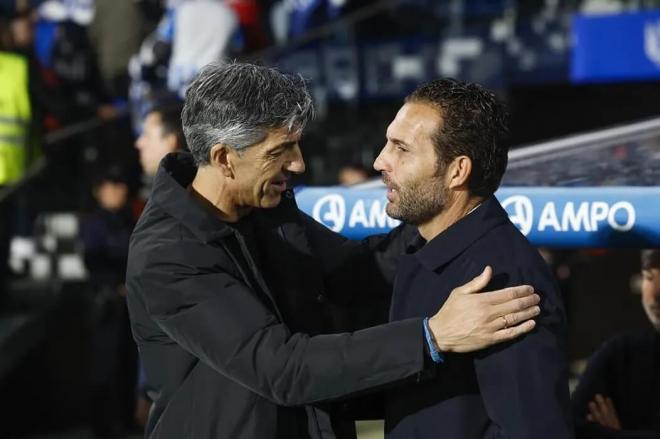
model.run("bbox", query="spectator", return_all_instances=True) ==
[35,0,117,122]
[0,11,34,187]
[134,102,186,179]
[0,9,36,297]
[338,162,369,185]
[167,0,238,97]
[80,165,137,438]
[226,0,269,52]
[571,249,660,438]
[88,0,144,99]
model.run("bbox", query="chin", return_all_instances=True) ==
[385,204,401,220]
[260,195,282,208]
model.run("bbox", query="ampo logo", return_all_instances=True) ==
[312,194,346,232]
[644,20,660,67]
[501,195,534,236]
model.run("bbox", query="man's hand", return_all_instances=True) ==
[428,266,540,353]
[587,394,622,430]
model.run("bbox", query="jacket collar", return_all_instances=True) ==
[414,195,510,271]
[151,152,235,243]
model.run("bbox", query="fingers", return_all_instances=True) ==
[484,284,536,306]
[490,292,540,320]
[491,305,541,330]
[588,394,621,430]
[455,266,492,295]
[490,319,536,343]
[588,398,607,427]
[597,394,621,429]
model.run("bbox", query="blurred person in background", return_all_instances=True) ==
[0,7,37,301]
[0,10,35,187]
[88,0,144,100]
[134,102,186,181]
[338,162,369,185]
[80,166,138,438]
[226,0,269,51]
[571,249,660,439]
[34,0,121,123]
[166,0,238,97]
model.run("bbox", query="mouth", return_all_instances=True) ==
[382,175,398,201]
[270,178,288,193]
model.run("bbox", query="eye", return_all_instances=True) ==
[268,148,284,158]
[395,144,408,152]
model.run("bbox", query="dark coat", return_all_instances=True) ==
[385,195,573,439]
[126,152,426,439]
[572,330,660,439]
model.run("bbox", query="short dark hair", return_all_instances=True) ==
[405,78,509,197]
[150,103,187,151]
[641,249,660,271]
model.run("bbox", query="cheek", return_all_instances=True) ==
[642,282,657,302]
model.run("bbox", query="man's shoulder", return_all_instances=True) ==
[598,330,657,355]
[127,203,230,280]
[467,220,546,269]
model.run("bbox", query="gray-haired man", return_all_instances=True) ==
[126,62,541,439]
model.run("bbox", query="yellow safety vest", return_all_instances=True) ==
[0,51,31,185]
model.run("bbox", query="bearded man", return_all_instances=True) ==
[374,78,573,439]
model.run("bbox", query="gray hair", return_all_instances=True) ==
[181,62,314,166]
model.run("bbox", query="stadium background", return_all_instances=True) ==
[0,0,659,438]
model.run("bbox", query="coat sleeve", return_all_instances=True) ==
[473,265,574,439]
[300,212,418,305]
[571,337,660,439]
[138,242,426,407]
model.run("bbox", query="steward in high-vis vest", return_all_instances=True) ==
[0,50,31,186]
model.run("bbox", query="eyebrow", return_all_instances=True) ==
[389,137,411,148]
[269,141,297,154]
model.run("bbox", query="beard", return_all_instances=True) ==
[384,171,449,225]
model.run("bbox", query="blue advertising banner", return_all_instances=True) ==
[294,186,660,247]
[571,10,660,82]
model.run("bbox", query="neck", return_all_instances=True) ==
[190,166,251,223]
[417,193,484,241]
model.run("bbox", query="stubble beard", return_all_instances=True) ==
[386,175,448,225]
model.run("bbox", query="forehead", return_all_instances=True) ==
[144,112,163,129]
[259,126,301,148]
[387,102,442,143]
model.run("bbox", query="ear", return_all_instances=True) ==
[446,155,472,189]
[164,133,179,154]
[208,144,236,178]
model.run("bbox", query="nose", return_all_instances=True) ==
[285,144,306,174]
[135,135,145,150]
[373,145,389,172]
